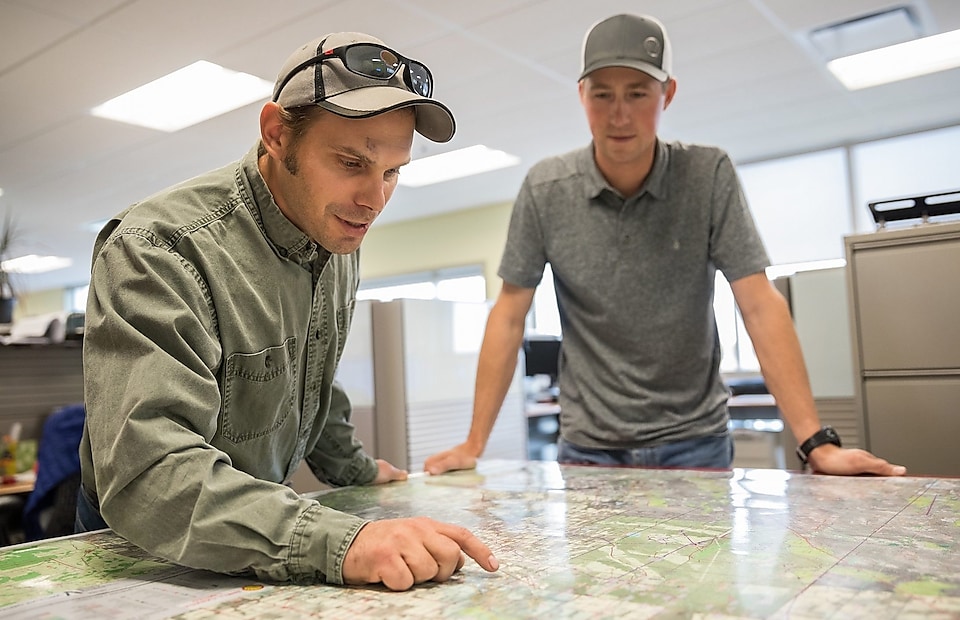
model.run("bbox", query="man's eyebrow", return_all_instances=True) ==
[336,146,374,165]
[333,145,411,169]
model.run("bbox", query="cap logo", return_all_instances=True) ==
[644,36,661,59]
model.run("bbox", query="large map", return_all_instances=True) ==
[1,460,958,619]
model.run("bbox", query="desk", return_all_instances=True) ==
[525,402,560,460]
[1,460,957,618]
[525,402,561,418]
[0,472,34,497]
[727,393,779,420]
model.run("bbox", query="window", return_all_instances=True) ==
[357,266,486,303]
[738,148,852,264]
[851,125,960,231]
[66,284,88,312]
[357,266,488,355]
[714,273,759,373]
[726,148,855,372]
[530,264,561,337]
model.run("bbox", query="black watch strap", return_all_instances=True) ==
[796,426,842,464]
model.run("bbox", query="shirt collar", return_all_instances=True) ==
[579,139,671,203]
[644,139,670,201]
[239,145,320,266]
[578,146,609,202]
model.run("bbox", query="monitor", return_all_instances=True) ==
[523,337,561,378]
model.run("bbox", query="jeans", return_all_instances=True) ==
[557,432,734,469]
[74,485,109,533]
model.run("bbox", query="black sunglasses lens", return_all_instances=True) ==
[338,44,433,97]
[345,45,400,79]
[407,62,432,97]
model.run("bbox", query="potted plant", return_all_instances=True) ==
[0,210,18,326]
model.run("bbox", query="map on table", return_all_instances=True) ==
[1,460,957,619]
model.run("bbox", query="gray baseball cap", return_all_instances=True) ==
[271,32,455,143]
[579,14,673,82]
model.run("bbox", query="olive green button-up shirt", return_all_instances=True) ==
[79,145,378,584]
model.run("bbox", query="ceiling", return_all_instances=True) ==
[2,0,960,292]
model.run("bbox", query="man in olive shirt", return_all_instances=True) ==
[76,31,498,591]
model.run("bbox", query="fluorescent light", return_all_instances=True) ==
[398,145,520,187]
[827,28,960,90]
[2,254,73,274]
[91,60,272,132]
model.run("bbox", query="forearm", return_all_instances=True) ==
[733,276,906,476]
[96,430,364,583]
[86,348,365,583]
[306,383,378,487]
[463,305,526,455]
[84,241,363,583]
[740,291,822,444]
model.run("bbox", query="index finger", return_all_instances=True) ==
[435,522,499,572]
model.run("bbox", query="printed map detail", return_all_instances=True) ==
[1,460,958,619]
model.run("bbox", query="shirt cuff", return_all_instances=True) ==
[288,502,368,584]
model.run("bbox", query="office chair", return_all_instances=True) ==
[22,403,85,541]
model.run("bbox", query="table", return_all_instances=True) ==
[1,460,957,619]
[525,402,560,460]
[727,393,779,420]
[0,472,34,497]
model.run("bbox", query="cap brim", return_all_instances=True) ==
[318,86,456,143]
[579,60,669,83]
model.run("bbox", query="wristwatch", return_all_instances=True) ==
[796,426,842,465]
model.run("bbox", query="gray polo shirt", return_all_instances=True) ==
[499,140,770,449]
[80,145,377,584]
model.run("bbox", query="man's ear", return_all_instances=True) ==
[663,78,677,110]
[260,102,285,159]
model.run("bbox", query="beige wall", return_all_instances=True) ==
[10,287,64,321]
[16,199,515,315]
[359,200,513,301]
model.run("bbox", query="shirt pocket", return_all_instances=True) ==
[221,338,297,444]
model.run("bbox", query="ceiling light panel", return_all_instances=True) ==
[91,61,272,132]
[398,145,521,187]
[827,28,960,90]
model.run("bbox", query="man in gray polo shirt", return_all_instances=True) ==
[425,14,905,477]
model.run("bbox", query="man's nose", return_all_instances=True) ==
[355,175,388,214]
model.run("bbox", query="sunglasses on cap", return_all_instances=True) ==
[273,42,434,102]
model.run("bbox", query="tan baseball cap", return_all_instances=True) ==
[272,32,456,143]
